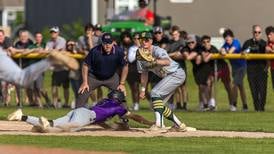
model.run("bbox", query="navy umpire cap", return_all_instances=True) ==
[102,33,113,44]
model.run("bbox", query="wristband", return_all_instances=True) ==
[120,81,125,85]
[141,87,146,92]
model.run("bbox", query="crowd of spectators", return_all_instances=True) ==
[0,22,273,112]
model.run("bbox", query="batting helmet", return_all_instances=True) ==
[107,90,126,103]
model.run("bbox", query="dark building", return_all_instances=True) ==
[25,0,92,32]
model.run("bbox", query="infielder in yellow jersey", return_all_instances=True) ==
[135,32,195,131]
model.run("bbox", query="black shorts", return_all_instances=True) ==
[193,65,211,85]
[52,70,70,88]
[127,63,140,84]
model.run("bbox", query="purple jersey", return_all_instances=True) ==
[91,99,127,123]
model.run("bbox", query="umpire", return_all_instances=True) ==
[77,33,128,108]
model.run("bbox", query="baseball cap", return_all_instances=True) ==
[50,26,60,33]
[187,34,197,43]
[153,26,163,33]
[140,31,153,39]
[95,24,102,31]
[101,33,113,44]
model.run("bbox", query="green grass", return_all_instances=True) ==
[0,135,274,154]
[1,107,274,132]
[5,61,274,112]
[1,62,274,153]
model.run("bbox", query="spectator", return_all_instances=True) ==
[167,25,188,110]
[181,34,210,111]
[77,23,100,55]
[220,29,248,111]
[242,25,267,111]
[265,26,274,91]
[127,32,141,111]
[94,24,103,37]
[66,40,82,108]
[120,31,133,52]
[201,35,233,110]
[77,33,128,108]
[28,32,51,108]
[131,0,154,26]
[14,30,35,106]
[46,26,70,108]
[200,35,220,110]
[153,26,170,49]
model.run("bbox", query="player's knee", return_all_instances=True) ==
[150,89,161,99]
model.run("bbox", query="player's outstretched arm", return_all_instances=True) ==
[125,112,154,126]
[97,122,112,129]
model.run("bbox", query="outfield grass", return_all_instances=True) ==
[0,135,274,154]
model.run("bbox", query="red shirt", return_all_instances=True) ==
[268,42,274,69]
[133,8,154,24]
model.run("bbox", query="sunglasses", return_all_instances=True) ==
[187,41,195,44]
[133,37,140,40]
[254,31,261,34]
[102,42,113,45]
[142,38,150,42]
[154,32,162,35]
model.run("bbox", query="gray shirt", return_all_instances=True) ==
[46,36,66,50]
[77,35,100,52]
[137,45,180,78]
[166,38,186,53]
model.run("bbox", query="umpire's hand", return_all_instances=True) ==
[78,82,89,94]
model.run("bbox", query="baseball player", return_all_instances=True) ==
[0,48,78,88]
[136,32,195,131]
[7,90,154,133]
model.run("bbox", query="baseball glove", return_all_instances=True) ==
[136,47,155,62]
[137,48,157,68]
[111,121,130,131]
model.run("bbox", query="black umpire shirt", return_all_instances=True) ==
[84,44,127,80]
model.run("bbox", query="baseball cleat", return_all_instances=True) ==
[39,116,50,131]
[48,51,79,71]
[149,124,170,132]
[7,109,23,121]
[31,125,50,133]
[168,123,187,132]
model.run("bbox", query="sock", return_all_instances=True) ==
[21,115,28,121]
[49,120,54,127]
[163,106,182,126]
[25,116,40,126]
[209,98,216,107]
[152,99,165,127]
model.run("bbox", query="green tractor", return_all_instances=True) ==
[102,20,153,39]
[102,0,171,41]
